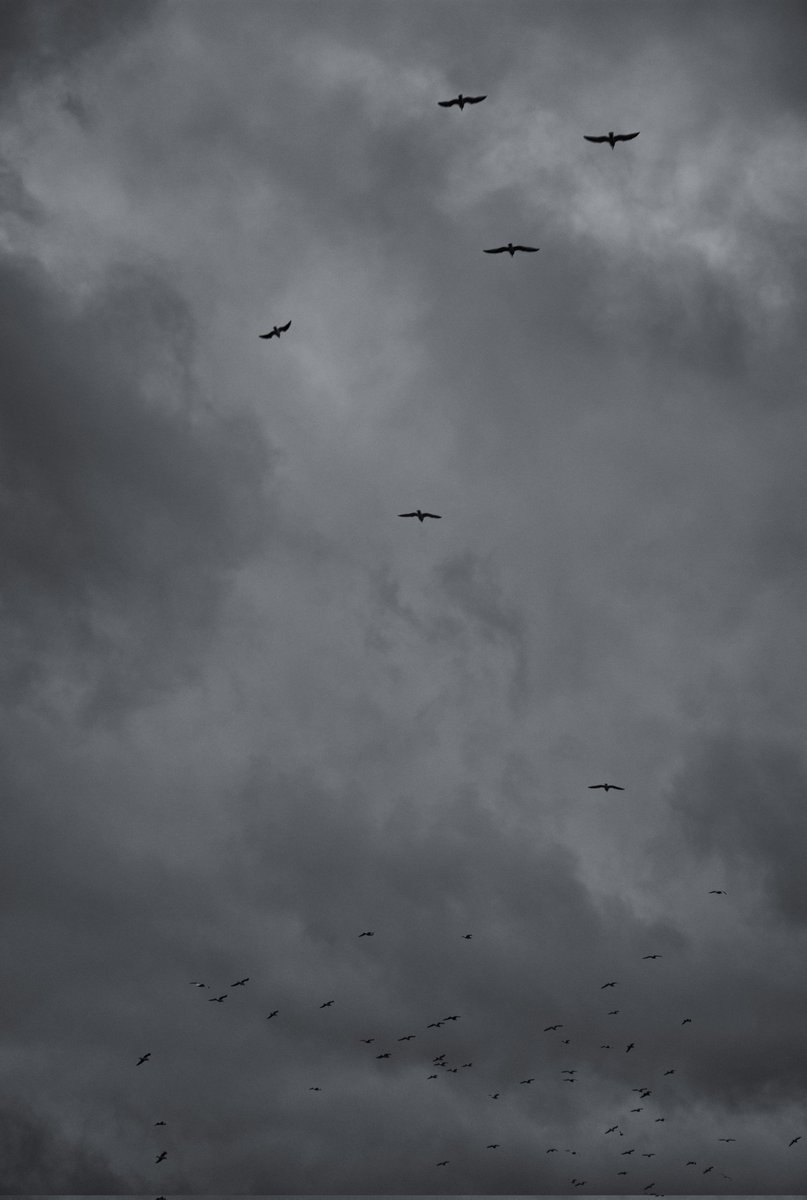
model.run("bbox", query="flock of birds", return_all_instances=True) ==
[133,89,800,1197]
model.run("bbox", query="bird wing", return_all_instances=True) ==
[399,512,417,517]
[588,784,605,789]
[513,245,539,252]
[279,321,291,331]
[438,99,459,107]
[259,331,276,339]
[422,513,442,519]
[612,785,625,790]
[467,95,487,103]
[484,247,507,253]
[584,135,608,142]
[615,131,640,141]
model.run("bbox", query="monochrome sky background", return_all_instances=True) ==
[2,0,807,1194]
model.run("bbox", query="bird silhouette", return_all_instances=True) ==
[643,954,662,959]
[520,1077,535,1084]
[617,1170,627,1175]
[309,1085,321,1091]
[438,93,486,109]
[626,1043,635,1052]
[230,978,249,987]
[208,994,227,1002]
[709,889,727,894]
[427,1073,438,1079]
[137,1054,151,1065]
[789,1136,802,1146]
[606,1125,619,1134]
[584,130,640,148]
[702,1165,713,1174]
[155,1151,167,1163]
[358,930,375,937]
[462,933,473,939]
[154,1120,166,1126]
[681,1017,692,1024]
[642,1184,655,1193]
[320,1000,334,1007]
[427,1021,443,1028]
[267,1010,279,1019]
[589,783,624,791]
[189,981,207,987]
[397,1034,416,1041]
[561,1037,570,1044]
[655,1117,665,1122]
[259,321,291,339]
[608,1009,620,1015]
[601,1044,612,1049]
[631,1108,643,1113]
[376,1052,391,1058]
[445,1014,461,1021]
[546,1147,558,1153]
[399,510,441,521]
[642,1152,656,1157]
[436,1160,450,1166]
[622,1149,635,1155]
[718,1137,735,1142]
[544,1024,563,1031]
[487,1143,500,1148]
[461,1061,473,1067]
[561,1068,577,1073]
[663,1069,674,1075]
[490,1092,501,1099]
[601,981,618,988]
[484,243,539,256]
[686,1160,696,1165]
[360,1037,375,1043]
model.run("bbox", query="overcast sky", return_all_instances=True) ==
[2,0,807,1195]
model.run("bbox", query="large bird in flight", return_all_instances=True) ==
[399,510,441,521]
[155,1151,167,1163]
[484,243,539,256]
[438,94,486,109]
[584,130,640,149]
[231,978,249,987]
[208,994,227,1002]
[589,783,624,791]
[259,321,291,339]
[136,1053,151,1065]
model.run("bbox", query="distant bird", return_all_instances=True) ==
[617,1170,627,1175]
[427,1073,438,1079]
[563,1077,575,1082]
[642,1152,656,1157]
[626,1043,635,1052]
[639,1089,652,1096]
[231,977,249,987]
[663,1069,675,1075]
[718,1137,735,1142]
[446,1066,458,1072]
[484,243,539,256]
[155,1151,167,1163]
[606,1125,619,1135]
[461,1062,473,1068]
[643,954,662,959]
[520,1077,535,1084]
[561,1038,570,1044]
[655,1117,665,1122]
[320,1000,334,1007]
[309,1086,321,1091]
[397,1034,416,1041]
[709,890,727,895]
[631,1108,643,1113]
[189,981,207,987]
[267,1010,279,1019]
[399,510,441,522]
[427,1022,443,1028]
[609,1009,620,1015]
[621,1148,635,1155]
[686,1161,696,1165]
[358,930,375,937]
[681,1017,692,1024]
[137,1054,151,1065]
[462,933,473,939]
[154,1120,166,1126]
[376,1052,391,1059]
[445,1014,461,1021]
[487,1143,500,1149]
[438,94,486,109]
[544,1024,563,1031]
[561,1068,577,1073]
[259,321,291,339]
[642,1184,655,1193]
[546,1148,558,1153]
[601,1044,612,1049]
[490,1092,501,1099]
[789,1136,802,1146]
[584,130,640,149]
[436,1160,450,1166]
[360,1037,375,1043]
[208,994,227,1002]
[589,783,624,792]
[702,1165,713,1174]
[601,981,618,988]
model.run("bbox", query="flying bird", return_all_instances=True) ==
[544,1024,563,1031]
[702,1165,713,1174]
[626,1043,635,1052]
[631,1108,643,1113]
[462,933,473,939]
[608,1009,620,1015]
[137,1054,151,1065]
[436,1160,450,1166]
[427,1022,443,1028]
[718,1137,735,1142]
[520,1077,535,1084]
[681,1017,692,1025]
[487,1143,500,1148]
[655,1117,665,1122]
[643,954,662,959]
[259,321,291,339]
[155,1152,167,1163]
[309,1086,321,1091]
[320,1000,334,1007]
[709,889,727,895]
[267,1010,279,1019]
[397,1034,416,1041]
[621,1148,635,1155]
[490,1092,501,1099]
[601,981,618,988]
[376,1052,391,1058]
[663,1069,675,1075]
[484,243,539,256]
[399,510,441,522]
[189,981,207,987]
[427,1074,438,1079]
[561,1038,570,1044]
[154,1120,166,1126]
[358,930,375,937]
[231,978,249,987]
[438,93,486,109]
[360,1037,375,1043]
[789,1136,802,1146]
[208,994,227,1002]
[461,1061,473,1067]
[605,1125,619,1134]
[584,130,640,148]
[546,1148,558,1153]
[642,1152,656,1157]
[601,1044,612,1049]
[686,1161,696,1165]
[445,1014,461,1021]
[589,783,624,791]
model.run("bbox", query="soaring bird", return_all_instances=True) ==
[584,130,640,148]
[208,994,227,1002]
[608,1009,620,1015]
[461,1061,473,1067]
[154,1120,166,1126]
[267,1010,279,1019]
[155,1152,167,1163]
[642,1152,656,1157]
[320,1000,334,1007]
[561,1068,577,1073]
[397,1034,416,1041]
[621,1148,635,1155]
[709,889,727,895]
[718,1137,735,1142]
[601,981,618,988]
[358,930,375,937]
[520,1077,535,1084]
[686,1161,696,1165]
[259,321,291,339]
[438,94,487,109]
[643,954,662,959]
[436,1160,450,1166]
[484,243,539,256]
[376,1052,391,1059]
[663,1069,675,1075]
[487,1143,500,1149]
[626,1043,635,1052]
[490,1092,501,1099]
[655,1117,665,1122]
[309,1086,321,1091]
[789,1136,802,1146]
[544,1024,563,1031]
[231,978,249,987]
[462,933,473,939]
[137,1054,151,1065]
[702,1165,713,1174]
[589,783,624,791]
[681,1017,692,1025]
[360,1037,375,1043]
[546,1148,558,1153]
[601,1044,612,1049]
[399,510,441,522]
[617,1170,627,1175]
[445,1014,461,1021]
[189,981,207,987]
[631,1108,643,1113]
[427,1022,443,1028]
[606,1125,619,1135]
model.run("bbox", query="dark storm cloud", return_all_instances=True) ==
[0,253,275,723]
[668,735,807,925]
[0,1100,141,1192]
